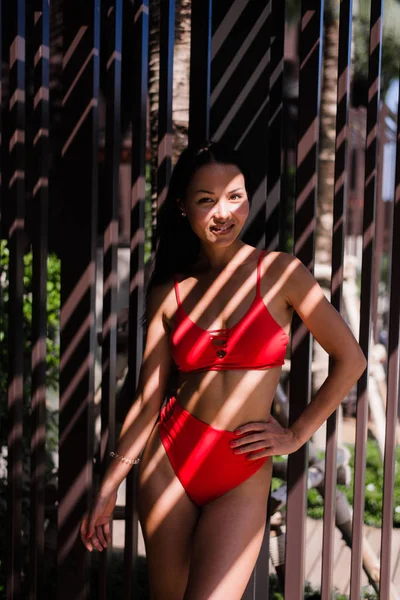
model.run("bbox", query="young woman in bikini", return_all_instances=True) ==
[80,141,366,599]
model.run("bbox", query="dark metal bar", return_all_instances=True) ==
[210,0,272,249]
[379,67,400,600]
[262,0,272,253]
[255,0,273,595]
[350,1,383,597]
[0,0,2,238]
[125,2,148,598]
[208,3,274,594]
[322,1,353,598]
[371,105,385,343]
[29,1,50,598]
[6,2,26,598]
[156,0,174,210]
[286,2,324,598]
[98,0,123,597]
[189,0,212,144]
[58,1,100,598]
[265,0,285,252]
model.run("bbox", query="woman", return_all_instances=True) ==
[80,141,366,599]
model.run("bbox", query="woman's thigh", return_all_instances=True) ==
[183,457,273,600]
[137,424,200,600]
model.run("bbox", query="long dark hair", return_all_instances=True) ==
[146,140,253,303]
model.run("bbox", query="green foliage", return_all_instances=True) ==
[353,12,400,97]
[272,440,400,527]
[308,440,400,527]
[0,240,60,598]
[285,0,400,97]
[0,241,60,395]
[334,440,400,528]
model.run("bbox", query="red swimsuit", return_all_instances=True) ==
[158,250,289,505]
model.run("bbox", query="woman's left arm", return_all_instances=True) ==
[231,254,367,459]
[283,254,367,448]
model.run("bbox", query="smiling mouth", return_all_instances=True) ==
[210,224,234,233]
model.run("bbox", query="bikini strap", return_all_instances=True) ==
[256,250,265,297]
[173,275,182,307]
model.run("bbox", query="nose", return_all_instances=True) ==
[213,199,231,221]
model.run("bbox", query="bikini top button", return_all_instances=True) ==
[217,350,227,358]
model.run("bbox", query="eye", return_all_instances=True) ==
[199,197,214,204]
[230,194,243,201]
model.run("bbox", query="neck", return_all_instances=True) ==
[197,242,255,272]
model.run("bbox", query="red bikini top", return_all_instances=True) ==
[170,251,289,373]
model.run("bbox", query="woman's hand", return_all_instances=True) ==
[229,415,301,459]
[80,490,118,552]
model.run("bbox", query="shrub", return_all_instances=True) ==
[0,240,60,598]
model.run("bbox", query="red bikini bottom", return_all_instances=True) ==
[158,396,269,506]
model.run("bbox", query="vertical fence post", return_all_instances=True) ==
[286,2,324,599]
[6,2,26,598]
[209,0,273,596]
[157,0,175,211]
[379,66,400,600]
[0,0,2,238]
[189,0,212,145]
[210,0,272,250]
[266,0,285,253]
[30,1,50,598]
[97,0,122,597]
[321,1,353,597]
[58,1,100,598]
[350,1,383,597]
[124,2,148,597]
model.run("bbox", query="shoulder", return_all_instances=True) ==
[260,250,301,279]
[260,251,318,304]
[146,278,177,330]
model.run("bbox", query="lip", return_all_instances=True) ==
[210,224,234,235]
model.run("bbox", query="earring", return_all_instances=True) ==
[181,211,186,217]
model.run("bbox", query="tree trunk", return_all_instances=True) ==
[316,10,339,268]
[148,0,191,200]
[313,7,340,408]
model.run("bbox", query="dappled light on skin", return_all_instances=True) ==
[172,247,295,339]
[79,144,367,599]
[122,255,334,508]
[182,166,250,253]
[293,275,327,315]
[178,368,280,430]
[137,368,274,493]
[138,444,190,540]
[186,519,267,599]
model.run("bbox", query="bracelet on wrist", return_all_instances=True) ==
[110,451,140,466]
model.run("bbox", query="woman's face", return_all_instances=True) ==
[180,162,250,246]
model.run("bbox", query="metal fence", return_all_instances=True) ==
[0,0,399,599]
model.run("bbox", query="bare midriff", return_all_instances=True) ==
[174,367,282,432]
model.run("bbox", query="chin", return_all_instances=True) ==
[208,235,240,246]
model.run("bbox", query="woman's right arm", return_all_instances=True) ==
[98,283,173,495]
[80,282,174,550]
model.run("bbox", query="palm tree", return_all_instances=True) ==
[148,0,191,230]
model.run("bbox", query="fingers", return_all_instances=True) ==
[234,421,270,435]
[247,449,270,460]
[230,432,265,447]
[96,525,108,549]
[82,524,110,553]
[80,491,117,552]
[88,532,105,552]
[232,440,269,455]
[80,513,109,552]
[80,515,94,552]
[103,521,112,546]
